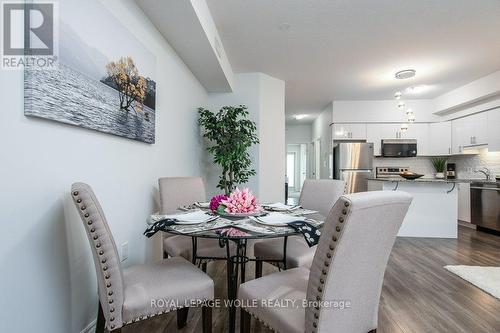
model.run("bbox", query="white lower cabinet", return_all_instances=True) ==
[457,183,471,223]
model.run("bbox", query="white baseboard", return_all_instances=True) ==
[80,319,96,333]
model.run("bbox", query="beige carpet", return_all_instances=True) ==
[444,265,500,300]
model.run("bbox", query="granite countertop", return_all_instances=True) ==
[367,177,499,185]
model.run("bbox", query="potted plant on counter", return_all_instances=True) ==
[431,157,447,179]
[198,105,259,195]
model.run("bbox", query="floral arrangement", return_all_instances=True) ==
[210,188,261,214]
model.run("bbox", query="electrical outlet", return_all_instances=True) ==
[121,242,128,262]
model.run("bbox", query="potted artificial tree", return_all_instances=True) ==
[198,105,259,195]
[431,157,447,179]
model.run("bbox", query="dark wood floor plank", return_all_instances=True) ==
[125,226,500,333]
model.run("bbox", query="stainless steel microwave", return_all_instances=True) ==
[381,139,417,157]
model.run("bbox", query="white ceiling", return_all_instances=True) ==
[206,0,500,122]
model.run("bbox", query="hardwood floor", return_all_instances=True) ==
[125,226,500,333]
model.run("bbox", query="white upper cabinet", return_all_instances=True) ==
[332,123,367,140]
[487,108,500,152]
[428,122,452,155]
[452,112,488,153]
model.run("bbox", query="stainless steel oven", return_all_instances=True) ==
[471,182,500,233]
[381,139,417,157]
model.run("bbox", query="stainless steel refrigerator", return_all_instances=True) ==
[333,142,374,193]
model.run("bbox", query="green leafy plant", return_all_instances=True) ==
[198,105,259,195]
[431,157,447,173]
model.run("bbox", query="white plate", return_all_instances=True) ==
[166,210,217,225]
[251,213,305,226]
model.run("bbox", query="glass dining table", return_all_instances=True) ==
[149,208,324,333]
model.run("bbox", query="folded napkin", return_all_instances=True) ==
[253,212,306,226]
[263,203,301,211]
[287,221,321,247]
[144,219,177,238]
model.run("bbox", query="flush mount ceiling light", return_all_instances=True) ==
[397,101,405,109]
[407,111,416,122]
[405,108,413,115]
[400,123,409,132]
[294,114,307,120]
[395,69,416,80]
[405,85,428,94]
[394,91,402,99]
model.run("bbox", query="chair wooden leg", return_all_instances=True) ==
[255,260,263,279]
[201,262,208,273]
[240,308,251,333]
[177,307,189,329]
[202,306,212,333]
[96,302,105,333]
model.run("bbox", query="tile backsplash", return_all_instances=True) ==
[373,151,500,179]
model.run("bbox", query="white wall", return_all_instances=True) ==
[286,124,312,144]
[205,73,285,202]
[312,103,333,178]
[0,1,208,332]
[259,74,286,202]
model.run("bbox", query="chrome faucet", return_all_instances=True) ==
[475,167,492,181]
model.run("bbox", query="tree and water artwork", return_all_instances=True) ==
[24,0,157,143]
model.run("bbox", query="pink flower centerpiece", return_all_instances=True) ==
[220,188,261,214]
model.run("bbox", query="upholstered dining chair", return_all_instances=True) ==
[239,190,412,333]
[71,182,214,333]
[254,179,346,277]
[159,177,234,270]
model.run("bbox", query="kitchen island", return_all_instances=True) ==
[368,178,459,238]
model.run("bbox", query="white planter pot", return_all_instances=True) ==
[435,172,445,179]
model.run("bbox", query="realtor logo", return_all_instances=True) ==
[1,1,58,69]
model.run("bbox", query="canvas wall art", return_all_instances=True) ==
[24,0,157,143]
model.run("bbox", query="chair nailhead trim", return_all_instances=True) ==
[96,243,101,248]
[99,251,104,255]
[106,283,111,287]
[102,259,106,264]
[110,325,115,329]
[336,226,341,232]
[105,275,110,279]
[93,235,98,240]
[110,317,115,321]
[108,291,113,296]
[90,228,95,232]
[332,236,337,241]
[342,209,347,214]
[320,278,324,284]
[344,201,350,207]
[103,266,108,271]
[317,286,322,292]
[326,253,332,258]
[84,213,89,218]
[109,299,113,304]
[73,191,79,196]
[110,308,114,312]
[329,245,334,250]
[76,199,82,203]
[322,269,327,275]
[339,217,344,223]
[314,313,319,319]
[87,220,92,225]
[324,261,329,267]
[313,322,317,327]
[81,206,86,210]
